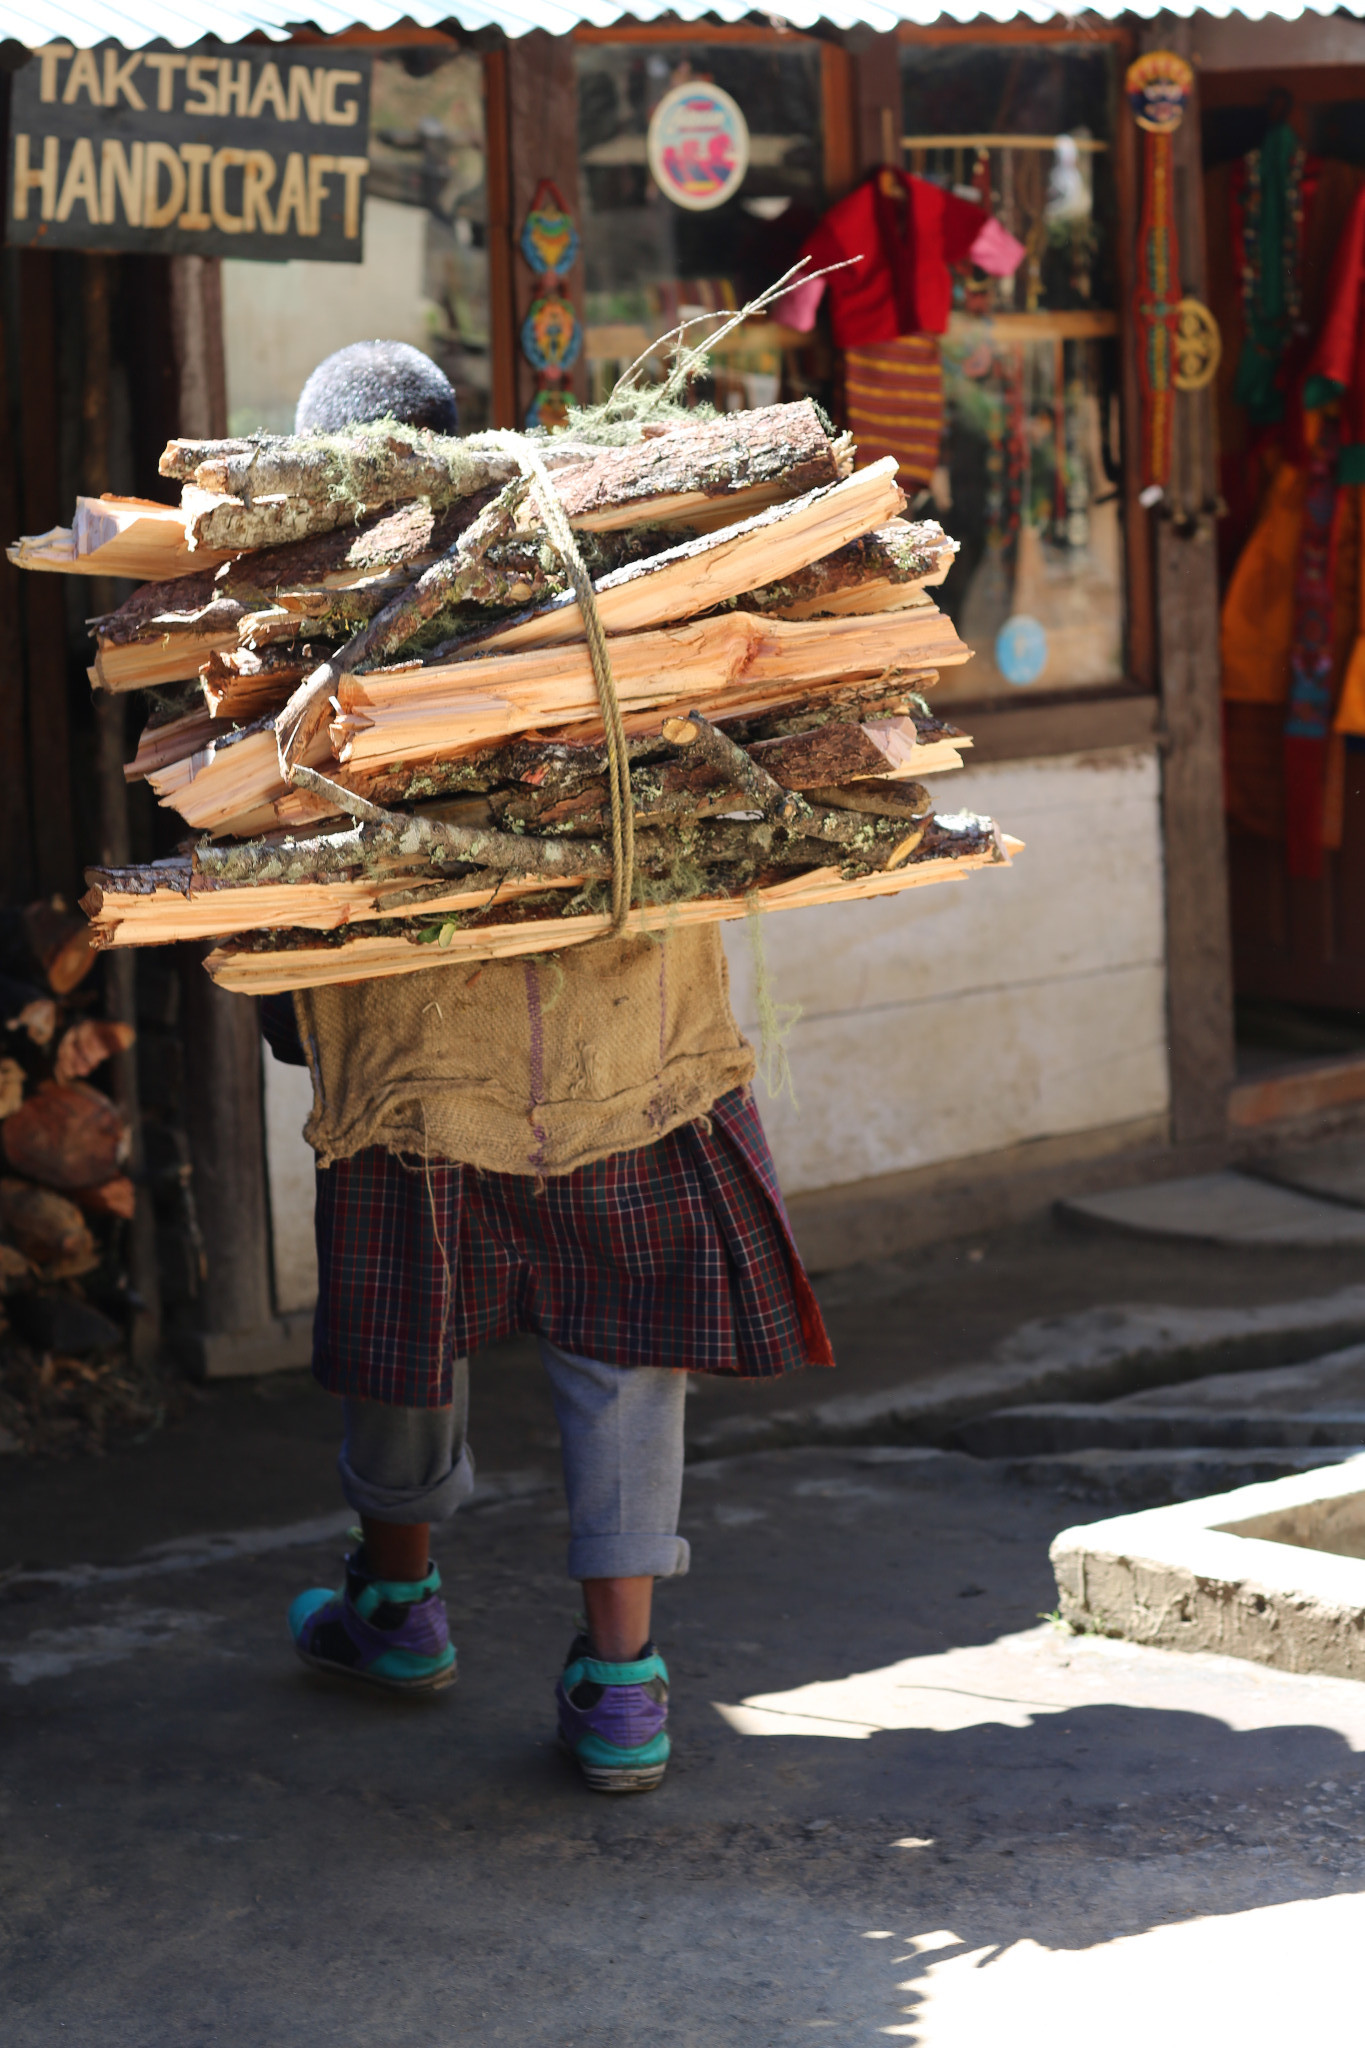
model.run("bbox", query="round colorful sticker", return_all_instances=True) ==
[996,614,1049,686]
[521,295,581,372]
[647,82,750,212]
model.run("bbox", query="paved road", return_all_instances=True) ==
[5,1443,1364,2045]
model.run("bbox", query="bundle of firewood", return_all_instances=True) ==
[0,902,155,1451]
[11,399,1019,993]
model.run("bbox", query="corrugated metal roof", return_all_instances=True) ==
[0,0,1350,45]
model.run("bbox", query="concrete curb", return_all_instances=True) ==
[1050,1454,1365,1678]
[687,1289,1365,1459]
[999,1444,1364,1507]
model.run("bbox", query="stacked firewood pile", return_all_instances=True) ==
[11,399,1018,994]
[0,903,160,1455]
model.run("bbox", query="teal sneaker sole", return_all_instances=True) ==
[559,1728,669,1793]
[292,1638,458,1695]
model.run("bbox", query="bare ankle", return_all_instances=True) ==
[361,1518,431,1584]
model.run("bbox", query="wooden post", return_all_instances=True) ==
[849,30,903,175]
[1144,21,1236,1144]
[169,255,283,1367]
[484,46,519,432]
[0,298,32,904]
[17,252,76,901]
[84,253,163,1369]
[179,947,274,1339]
[504,31,587,428]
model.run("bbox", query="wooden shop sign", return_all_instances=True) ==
[6,41,372,262]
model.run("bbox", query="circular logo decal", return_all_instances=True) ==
[647,82,749,212]
[996,614,1049,686]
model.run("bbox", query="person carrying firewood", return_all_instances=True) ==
[274,340,834,1793]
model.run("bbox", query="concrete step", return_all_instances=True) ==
[1252,1136,1365,1211]
[954,1405,1365,1458]
[686,1295,1365,1460]
[999,1444,1363,1508]
[1059,1172,1365,1248]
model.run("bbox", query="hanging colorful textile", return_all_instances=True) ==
[843,338,944,488]
[776,169,1023,347]
[1232,122,1308,429]
[1126,51,1193,494]
[1283,413,1341,879]
[518,179,581,432]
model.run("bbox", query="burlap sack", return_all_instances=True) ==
[294,924,755,1176]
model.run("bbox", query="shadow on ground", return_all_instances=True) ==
[3,1444,1363,2045]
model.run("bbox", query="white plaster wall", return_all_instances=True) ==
[721,748,1170,1195]
[262,1050,318,1315]
[222,197,432,435]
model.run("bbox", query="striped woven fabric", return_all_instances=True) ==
[844,337,944,487]
[311,1086,835,1405]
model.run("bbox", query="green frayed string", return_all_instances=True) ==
[744,894,800,1108]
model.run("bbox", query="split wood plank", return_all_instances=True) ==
[147,725,338,834]
[470,460,905,655]
[7,496,234,581]
[202,834,1018,994]
[94,626,243,693]
[82,870,557,949]
[124,709,223,783]
[332,607,971,770]
[201,647,311,720]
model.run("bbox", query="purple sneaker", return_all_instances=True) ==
[289,1549,456,1694]
[555,1633,670,1792]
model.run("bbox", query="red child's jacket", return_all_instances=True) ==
[778,169,1023,347]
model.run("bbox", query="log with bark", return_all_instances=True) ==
[200,820,1018,995]
[168,401,846,553]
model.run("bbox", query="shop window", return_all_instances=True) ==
[899,41,1125,702]
[221,48,489,436]
[575,40,829,413]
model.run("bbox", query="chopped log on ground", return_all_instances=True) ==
[1,1080,129,1191]
[0,1179,98,1274]
[0,1058,24,1119]
[70,1176,137,1220]
[21,903,100,995]
[53,1020,137,1083]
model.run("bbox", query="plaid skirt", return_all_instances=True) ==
[312,1086,835,1407]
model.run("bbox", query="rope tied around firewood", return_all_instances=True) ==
[480,429,635,936]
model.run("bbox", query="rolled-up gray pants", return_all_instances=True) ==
[339,1337,690,1581]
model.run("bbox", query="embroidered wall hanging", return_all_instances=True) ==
[518,178,581,431]
[1127,50,1193,494]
